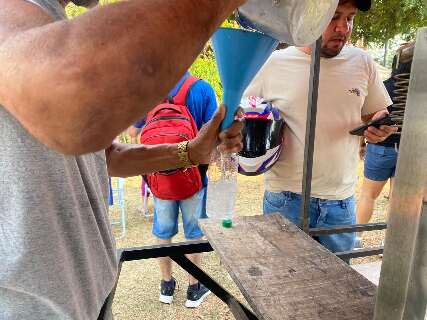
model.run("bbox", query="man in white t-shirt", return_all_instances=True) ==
[244,0,395,253]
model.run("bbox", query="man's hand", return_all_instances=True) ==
[188,105,244,165]
[364,110,397,144]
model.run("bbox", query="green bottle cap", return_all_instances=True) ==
[222,219,232,228]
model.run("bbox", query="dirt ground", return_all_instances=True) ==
[109,160,389,320]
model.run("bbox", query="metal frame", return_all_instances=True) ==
[109,177,126,240]
[100,240,258,320]
[300,37,322,233]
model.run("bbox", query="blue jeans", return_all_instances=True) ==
[152,187,207,240]
[364,143,398,181]
[263,191,356,252]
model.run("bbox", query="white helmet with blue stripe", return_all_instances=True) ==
[238,96,285,176]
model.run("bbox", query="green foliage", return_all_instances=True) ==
[353,0,427,45]
[221,18,240,29]
[190,56,222,100]
[65,0,116,18]
[367,35,408,68]
[65,3,87,18]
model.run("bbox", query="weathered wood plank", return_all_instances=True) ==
[200,214,376,320]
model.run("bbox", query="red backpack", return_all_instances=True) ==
[140,76,202,200]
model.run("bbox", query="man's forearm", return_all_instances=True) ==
[106,143,184,177]
[0,0,245,154]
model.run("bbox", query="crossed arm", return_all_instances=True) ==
[0,0,245,155]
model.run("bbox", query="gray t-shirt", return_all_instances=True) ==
[0,3,118,319]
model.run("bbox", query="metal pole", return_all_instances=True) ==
[374,27,427,320]
[171,255,258,320]
[300,37,322,232]
[403,201,427,320]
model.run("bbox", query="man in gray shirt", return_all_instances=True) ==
[0,0,245,319]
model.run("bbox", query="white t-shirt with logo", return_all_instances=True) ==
[244,46,392,200]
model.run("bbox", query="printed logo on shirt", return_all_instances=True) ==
[349,88,361,97]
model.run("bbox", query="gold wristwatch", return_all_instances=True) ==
[177,141,196,168]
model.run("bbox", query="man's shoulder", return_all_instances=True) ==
[339,46,377,73]
[270,47,300,59]
[191,78,212,89]
[342,46,373,62]
[188,78,215,97]
[262,47,302,68]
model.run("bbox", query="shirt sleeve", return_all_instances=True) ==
[200,81,218,124]
[133,118,146,129]
[361,56,393,116]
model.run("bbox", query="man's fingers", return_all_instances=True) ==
[219,121,244,139]
[364,130,384,143]
[379,125,398,134]
[372,109,389,120]
[234,107,245,120]
[364,132,378,143]
[364,124,397,144]
[366,126,388,138]
[203,105,226,135]
[218,140,243,153]
[217,130,243,153]
[214,104,226,123]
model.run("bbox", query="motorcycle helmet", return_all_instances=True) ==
[238,96,285,176]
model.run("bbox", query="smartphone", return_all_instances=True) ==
[349,114,393,136]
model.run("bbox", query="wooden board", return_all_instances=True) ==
[200,214,376,320]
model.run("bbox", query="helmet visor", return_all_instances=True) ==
[239,119,285,158]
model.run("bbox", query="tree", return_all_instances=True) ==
[352,0,427,45]
[65,4,86,18]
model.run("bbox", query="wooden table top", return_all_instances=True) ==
[200,214,377,320]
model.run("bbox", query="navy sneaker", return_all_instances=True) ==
[159,278,176,304]
[185,283,211,308]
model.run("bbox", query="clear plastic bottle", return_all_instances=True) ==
[206,149,238,228]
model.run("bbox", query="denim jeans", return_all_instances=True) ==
[364,143,398,181]
[152,187,207,240]
[263,191,356,252]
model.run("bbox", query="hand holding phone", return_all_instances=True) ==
[349,114,393,136]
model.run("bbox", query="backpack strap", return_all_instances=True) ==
[150,104,183,118]
[172,76,199,106]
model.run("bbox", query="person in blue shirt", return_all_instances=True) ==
[131,71,217,308]
[132,72,217,133]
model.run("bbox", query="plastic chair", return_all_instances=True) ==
[109,177,126,240]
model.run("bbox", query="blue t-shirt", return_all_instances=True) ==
[134,72,217,130]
